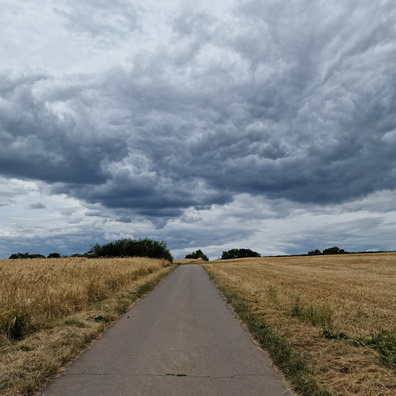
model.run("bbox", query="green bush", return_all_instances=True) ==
[221,248,261,260]
[88,238,173,262]
[307,247,348,255]
[47,253,61,258]
[185,249,209,261]
[9,253,46,259]
[307,249,322,256]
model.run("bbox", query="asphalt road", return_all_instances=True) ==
[42,265,294,395]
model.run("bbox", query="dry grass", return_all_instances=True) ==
[0,257,175,396]
[204,253,396,396]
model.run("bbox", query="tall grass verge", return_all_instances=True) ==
[0,257,175,396]
[0,258,165,342]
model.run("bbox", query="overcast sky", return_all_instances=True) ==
[1,0,395,259]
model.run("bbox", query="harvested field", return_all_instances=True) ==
[204,253,396,396]
[0,257,174,396]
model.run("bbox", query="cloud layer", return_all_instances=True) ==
[0,0,395,257]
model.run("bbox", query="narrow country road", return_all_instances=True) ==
[42,265,294,395]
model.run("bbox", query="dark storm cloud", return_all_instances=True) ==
[179,0,396,205]
[0,72,126,184]
[1,0,395,223]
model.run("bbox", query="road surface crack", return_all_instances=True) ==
[70,372,269,379]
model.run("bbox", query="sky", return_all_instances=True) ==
[0,0,395,259]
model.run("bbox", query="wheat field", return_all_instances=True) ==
[0,257,174,395]
[204,253,396,396]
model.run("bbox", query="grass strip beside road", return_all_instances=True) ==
[205,268,331,396]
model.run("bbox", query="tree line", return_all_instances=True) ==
[185,249,209,261]
[8,243,358,262]
[307,246,348,255]
[221,248,261,259]
[185,248,261,260]
[9,252,61,259]
[88,238,173,262]
[8,238,173,262]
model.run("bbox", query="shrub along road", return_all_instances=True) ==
[42,265,294,395]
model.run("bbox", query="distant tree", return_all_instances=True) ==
[47,253,61,258]
[87,238,173,262]
[308,249,322,256]
[307,247,348,255]
[322,246,347,255]
[9,252,45,259]
[29,254,46,259]
[185,249,209,261]
[9,252,30,259]
[221,248,261,260]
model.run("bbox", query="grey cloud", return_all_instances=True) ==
[59,207,82,216]
[84,210,102,217]
[177,0,396,204]
[290,216,395,255]
[0,190,17,207]
[54,0,140,41]
[0,226,103,257]
[0,177,39,207]
[29,202,46,209]
[67,166,232,217]
[1,0,395,226]
[173,10,216,38]
[0,72,127,184]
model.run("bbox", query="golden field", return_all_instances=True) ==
[0,257,174,396]
[204,253,396,396]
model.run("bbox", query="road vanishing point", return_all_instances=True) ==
[42,265,294,395]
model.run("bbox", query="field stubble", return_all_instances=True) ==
[0,257,174,396]
[204,253,396,396]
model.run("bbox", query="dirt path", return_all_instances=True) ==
[42,265,294,395]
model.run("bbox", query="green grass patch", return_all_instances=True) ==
[64,319,87,328]
[322,328,396,371]
[0,309,36,341]
[369,330,396,369]
[290,295,334,330]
